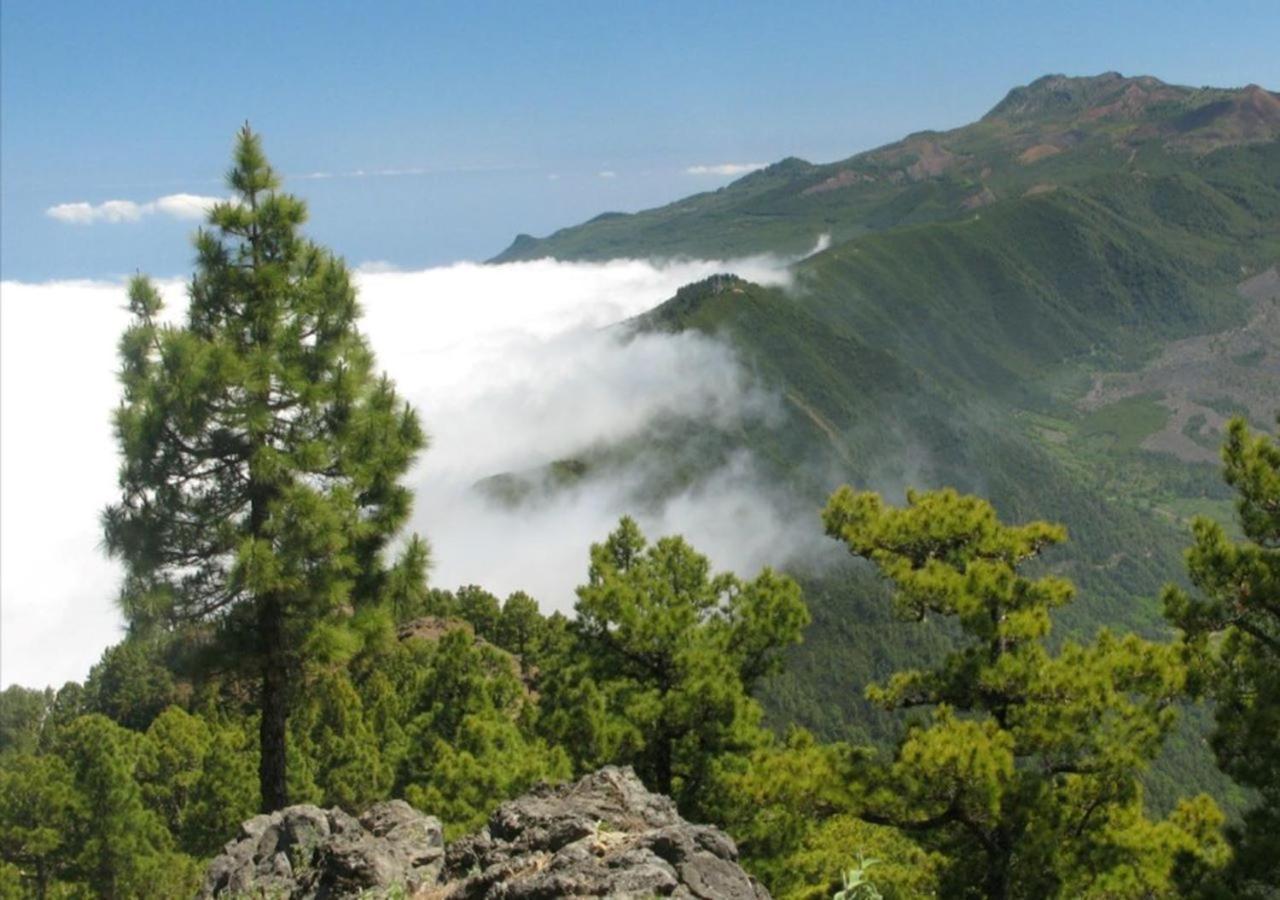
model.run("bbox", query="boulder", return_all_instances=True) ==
[200,768,768,899]
[437,767,769,899]
[199,800,444,898]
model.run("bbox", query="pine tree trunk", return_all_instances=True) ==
[258,591,289,812]
[653,727,674,797]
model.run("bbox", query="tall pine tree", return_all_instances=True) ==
[823,487,1227,898]
[103,126,425,811]
[543,516,809,818]
[1165,418,1280,894]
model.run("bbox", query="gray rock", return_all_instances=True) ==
[198,801,444,898]
[199,768,768,899]
[439,767,770,900]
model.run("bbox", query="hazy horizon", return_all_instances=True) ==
[4,1,1279,282]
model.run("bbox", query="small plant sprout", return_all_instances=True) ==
[832,852,882,900]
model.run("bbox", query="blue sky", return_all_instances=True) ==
[3,0,1279,280]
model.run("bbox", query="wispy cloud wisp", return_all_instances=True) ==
[685,162,767,176]
[45,193,224,225]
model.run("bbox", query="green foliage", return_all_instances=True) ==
[181,721,258,858]
[0,687,53,757]
[384,535,432,622]
[289,669,391,811]
[494,591,542,664]
[716,728,940,899]
[407,586,570,676]
[548,516,809,817]
[453,586,502,641]
[136,707,211,838]
[823,486,1228,898]
[0,862,23,900]
[56,715,200,898]
[0,490,1246,898]
[362,623,568,837]
[84,639,179,732]
[41,687,86,744]
[1078,393,1172,453]
[0,752,81,897]
[101,126,426,810]
[1165,417,1280,894]
[403,712,570,840]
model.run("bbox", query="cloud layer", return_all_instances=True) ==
[685,162,767,176]
[1,248,824,689]
[45,193,224,225]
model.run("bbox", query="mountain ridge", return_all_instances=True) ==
[492,72,1279,264]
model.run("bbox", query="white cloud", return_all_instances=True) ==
[0,278,189,689]
[685,162,767,176]
[296,167,432,180]
[597,170,618,179]
[149,193,223,220]
[0,248,827,690]
[43,202,99,224]
[805,233,833,257]
[45,193,223,225]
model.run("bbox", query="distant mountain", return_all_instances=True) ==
[485,74,1280,811]
[494,72,1280,263]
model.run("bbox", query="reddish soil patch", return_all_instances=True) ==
[802,169,875,196]
[1083,82,1181,121]
[961,186,997,210]
[905,141,957,180]
[1017,143,1061,164]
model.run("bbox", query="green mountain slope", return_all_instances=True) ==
[487,73,1280,811]
[495,73,1279,264]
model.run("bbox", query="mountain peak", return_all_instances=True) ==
[983,72,1170,122]
[636,274,759,333]
[975,72,1280,154]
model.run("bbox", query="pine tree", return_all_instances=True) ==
[1164,417,1280,894]
[136,707,212,840]
[103,126,425,811]
[84,639,177,732]
[0,752,81,897]
[0,686,53,756]
[823,486,1227,898]
[548,517,809,816]
[182,722,258,857]
[56,715,193,898]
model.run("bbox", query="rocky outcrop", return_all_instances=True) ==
[199,800,444,898]
[437,766,768,899]
[200,767,769,899]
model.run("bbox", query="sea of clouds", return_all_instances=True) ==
[0,247,837,689]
